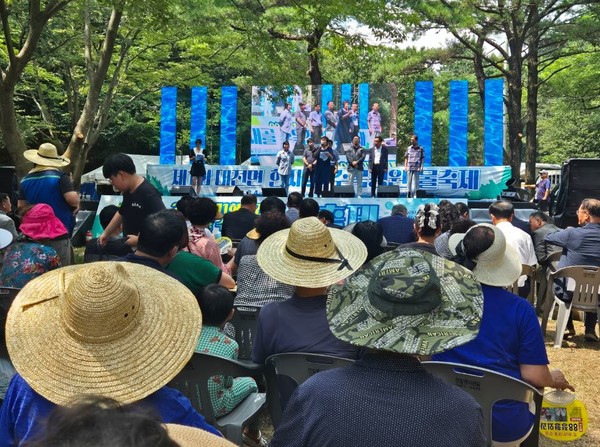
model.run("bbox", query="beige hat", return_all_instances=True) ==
[257,217,367,288]
[23,143,70,167]
[448,223,521,287]
[165,424,236,447]
[6,262,202,406]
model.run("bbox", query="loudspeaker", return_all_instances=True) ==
[0,166,17,205]
[261,187,287,197]
[170,186,196,197]
[416,189,427,198]
[553,158,600,228]
[333,185,355,198]
[216,186,244,196]
[377,185,399,198]
[96,183,119,196]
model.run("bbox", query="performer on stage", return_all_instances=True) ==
[346,136,366,197]
[369,136,388,198]
[308,104,323,144]
[294,103,308,152]
[276,141,295,194]
[335,101,353,151]
[404,134,425,198]
[189,138,206,196]
[279,102,293,143]
[367,103,382,137]
[302,138,320,197]
[324,101,337,143]
[314,137,335,197]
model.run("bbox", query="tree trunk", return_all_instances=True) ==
[64,7,123,187]
[0,86,31,176]
[306,28,323,85]
[525,16,539,186]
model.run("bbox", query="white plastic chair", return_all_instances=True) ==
[168,352,266,446]
[540,265,600,348]
[422,361,542,447]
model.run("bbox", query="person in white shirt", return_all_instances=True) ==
[276,141,295,194]
[489,200,537,298]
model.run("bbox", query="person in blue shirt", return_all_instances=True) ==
[0,261,220,446]
[437,223,574,446]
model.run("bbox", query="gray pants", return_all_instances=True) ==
[348,169,364,197]
[407,170,420,197]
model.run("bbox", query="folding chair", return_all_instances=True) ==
[422,361,542,447]
[229,304,261,362]
[168,352,266,446]
[265,353,355,429]
[540,265,600,348]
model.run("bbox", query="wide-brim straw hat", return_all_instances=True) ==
[327,249,484,356]
[257,217,367,288]
[6,262,202,406]
[165,424,236,447]
[448,223,521,287]
[23,143,70,167]
[0,229,13,249]
[20,203,68,240]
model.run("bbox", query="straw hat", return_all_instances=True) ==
[20,203,68,240]
[23,143,70,167]
[327,249,484,356]
[246,228,260,240]
[165,424,236,447]
[0,229,13,249]
[257,217,367,288]
[448,223,521,287]
[6,262,202,406]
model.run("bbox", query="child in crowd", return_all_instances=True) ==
[195,285,267,447]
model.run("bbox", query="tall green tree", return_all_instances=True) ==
[407,0,599,182]
[0,0,72,175]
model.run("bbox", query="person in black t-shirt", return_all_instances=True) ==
[99,154,165,248]
[84,205,133,262]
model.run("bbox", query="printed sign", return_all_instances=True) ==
[540,391,588,441]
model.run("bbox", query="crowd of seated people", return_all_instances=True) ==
[1,172,591,447]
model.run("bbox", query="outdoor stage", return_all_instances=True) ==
[86,159,532,239]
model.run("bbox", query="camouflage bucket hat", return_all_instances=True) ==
[327,249,484,356]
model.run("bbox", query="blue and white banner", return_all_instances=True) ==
[146,164,512,199]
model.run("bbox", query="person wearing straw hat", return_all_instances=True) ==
[435,223,573,446]
[270,248,486,447]
[252,217,367,365]
[18,143,79,237]
[0,262,221,445]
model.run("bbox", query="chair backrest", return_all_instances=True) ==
[553,265,600,309]
[507,264,536,302]
[229,305,261,361]
[266,353,355,428]
[167,352,264,425]
[422,361,541,447]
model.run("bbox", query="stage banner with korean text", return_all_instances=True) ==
[91,196,461,238]
[145,164,511,200]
